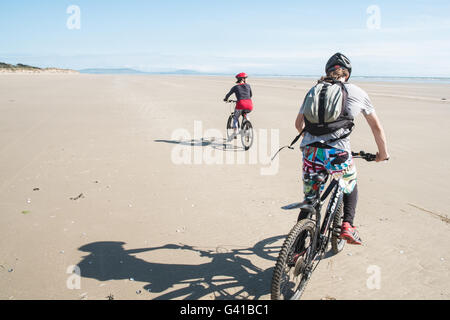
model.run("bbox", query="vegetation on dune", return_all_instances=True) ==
[0,62,41,70]
[0,62,78,73]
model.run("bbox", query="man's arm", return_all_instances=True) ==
[364,112,390,162]
[296,90,311,134]
[295,113,305,134]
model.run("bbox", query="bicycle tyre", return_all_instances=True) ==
[331,197,346,254]
[241,120,254,151]
[271,219,316,300]
[226,114,236,141]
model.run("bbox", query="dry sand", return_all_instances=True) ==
[0,74,449,300]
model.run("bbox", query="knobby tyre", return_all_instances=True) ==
[226,114,236,141]
[241,120,254,151]
[331,197,346,254]
[271,219,316,300]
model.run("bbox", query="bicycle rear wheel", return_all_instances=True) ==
[271,219,316,300]
[331,194,346,254]
[241,120,254,151]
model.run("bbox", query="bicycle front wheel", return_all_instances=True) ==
[241,120,254,150]
[226,114,235,141]
[271,219,316,300]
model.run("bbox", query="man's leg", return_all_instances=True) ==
[340,164,358,225]
[298,147,325,221]
[340,179,362,245]
[343,183,358,226]
[328,152,362,245]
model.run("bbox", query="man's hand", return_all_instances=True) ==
[223,98,228,102]
[376,152,390,162]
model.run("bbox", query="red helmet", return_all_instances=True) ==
[235,72,248,79]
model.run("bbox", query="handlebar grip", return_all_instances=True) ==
[352,151,389,162]
[352,151,376,162]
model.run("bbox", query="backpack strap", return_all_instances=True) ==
[318,84,328,125]
[321,121,355,144]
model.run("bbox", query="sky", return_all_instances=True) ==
[1,0,449,77]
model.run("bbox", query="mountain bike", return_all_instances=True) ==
[225,100,254,151]
[270,151,380,300]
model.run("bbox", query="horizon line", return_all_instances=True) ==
[76,68,450,79]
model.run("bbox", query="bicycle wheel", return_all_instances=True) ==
[241,120,254,151]
[331,196,346,254]
[226,114,235,141]
[271,219,316,300]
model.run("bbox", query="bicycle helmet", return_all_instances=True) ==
[235,72,248,80]
[325,53,352,78]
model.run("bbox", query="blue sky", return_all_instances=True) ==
[1,0,449,76]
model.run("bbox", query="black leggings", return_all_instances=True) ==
[343,183,358,226]
[297,183,359,225]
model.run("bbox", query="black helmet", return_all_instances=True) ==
[325,53,352,78]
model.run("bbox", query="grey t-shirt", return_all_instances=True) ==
[299,83,375,152]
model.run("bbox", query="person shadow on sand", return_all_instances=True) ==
[76,239,281,300]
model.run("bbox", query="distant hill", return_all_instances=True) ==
[79,68,148,75]
[0,62,78,74]
[160,69,203,75]
[78,68,206,75]
[0,63,211,75]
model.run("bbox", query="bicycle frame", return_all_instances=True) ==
[230,111,249,129]
[301,176,343,267]
[227,100,250,128]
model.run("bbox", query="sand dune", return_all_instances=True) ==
[0,74,449,300]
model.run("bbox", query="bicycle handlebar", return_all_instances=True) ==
[352,151,389,162]
[225,100,237,103]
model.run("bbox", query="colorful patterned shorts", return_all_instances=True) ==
[302,146,357,196]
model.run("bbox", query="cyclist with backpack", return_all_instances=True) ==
[295,53,389,245]
[224,73,253,139]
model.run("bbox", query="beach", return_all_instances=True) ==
[0,74,449,300]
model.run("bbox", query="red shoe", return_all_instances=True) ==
[340,222,362,245]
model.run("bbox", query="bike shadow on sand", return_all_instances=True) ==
[75,235,284,300]
[154,138,246,152]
